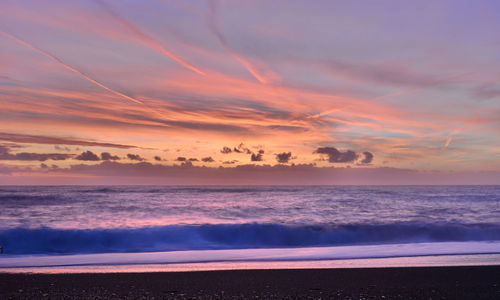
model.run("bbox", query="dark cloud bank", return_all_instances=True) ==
[12,161,495,185]
[0,145,72,161]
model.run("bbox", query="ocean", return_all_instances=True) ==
[1,185,500,272]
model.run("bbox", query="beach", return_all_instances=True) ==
[1,266,500,299]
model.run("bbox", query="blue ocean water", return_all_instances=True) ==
[0,185,499,255]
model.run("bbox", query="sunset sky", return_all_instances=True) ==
[1,0,499,184]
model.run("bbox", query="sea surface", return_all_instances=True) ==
[1,185,500,272]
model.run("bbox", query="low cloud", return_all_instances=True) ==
[75,151,100,161]
[220,146,232,154]
[234,143,252,154]
[154,156,162,161]
[221,143,255,155]
[101,152,120,161]
[251,149,265,161]
[188,158,199,162]
[176,157,187,162]
[201,156,215,162]
[275,152,293,163]
[222,160,238,164]
[360,152,374,164]
[181,161,193,167]
[40,163,59,170]
[127,153,145,161]
[314,147,375,165]
[0,145,72,161]
[314,147,358,163]
[223,143,267,162]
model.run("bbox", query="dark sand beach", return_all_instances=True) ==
[1,266,499,299]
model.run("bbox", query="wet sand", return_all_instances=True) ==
[1,266,499,299]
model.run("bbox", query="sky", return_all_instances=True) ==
[0,0,499,185]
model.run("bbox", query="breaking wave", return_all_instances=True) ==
[1,222,500,255]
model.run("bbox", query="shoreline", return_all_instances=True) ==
[2,242,500,272]
[1,265,499,299]
[2,253,500,274]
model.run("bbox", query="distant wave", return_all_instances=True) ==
[1,222,500,255]
[71,187,307,194]
[0,194,70,205]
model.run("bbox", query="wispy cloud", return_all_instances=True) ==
[0,132,139,149]
[1,0,498,176]
[372,72,475,101]
[207,0,279,84]
[93,0,205,75]
[0,30,150,107]
[444,129,463,148]
[312,71,475,119]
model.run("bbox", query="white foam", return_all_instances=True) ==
[1,241,500,270]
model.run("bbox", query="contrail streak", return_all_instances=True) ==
[207,0,278,84]
[312,72,475,119]
[444,136,453,148]
[0,30,147,106]
[444,128,463,148]
[94,0,205,75]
